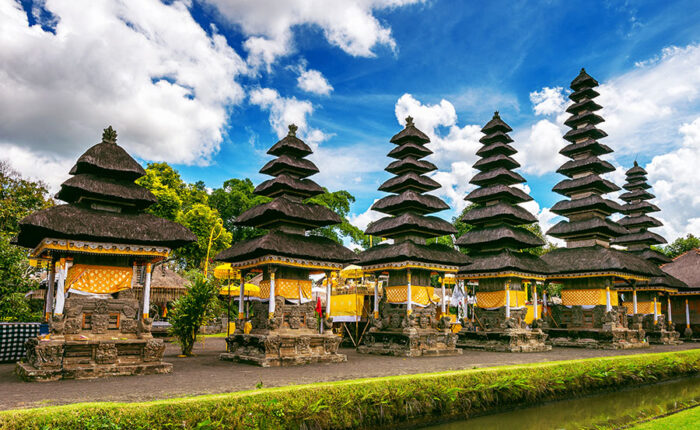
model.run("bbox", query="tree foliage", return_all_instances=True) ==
[176,204,232,271]
[306,189,368,246]
[0,161,53,236]
[168,273,219,356]
[209,178,269,243]
[659,234,700,259]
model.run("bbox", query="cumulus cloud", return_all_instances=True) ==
[530,86,568,116]
[296,67,334,96]
[349,201,383,231]
[0,0,246,184]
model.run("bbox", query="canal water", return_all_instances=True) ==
[425,376,700,429]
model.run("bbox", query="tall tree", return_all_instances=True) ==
[209,178,269,243]
[306,189,368,246]
[660,234,700,259]
[176,204,232,271]
[0,161,53,236]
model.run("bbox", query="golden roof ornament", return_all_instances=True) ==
[102,126,117,144]
[287,123,298,137]
[405,116,414,127]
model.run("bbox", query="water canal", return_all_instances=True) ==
[424,375,700,429]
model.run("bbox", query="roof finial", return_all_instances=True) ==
[633,160,638,167]
[494,111,500,118]
[581,67,586,73]
[287,123,298,137]
[405,116,414,127]
[102,126,117,144]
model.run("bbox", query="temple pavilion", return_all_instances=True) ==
[541,69,663,349]
[356,117,468,357]
[455,112,550,352]
[215,124,355,367]
[15,127,196,381]
[662,249,700,339]
[612,162,685,344]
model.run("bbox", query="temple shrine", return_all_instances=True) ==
[542,69,662,349]
[356,117,468,357]
[455,112,550,352]
[215,124,356,367]
[613,162,685,344]
[663,249,700,339]
[15,127,196,381]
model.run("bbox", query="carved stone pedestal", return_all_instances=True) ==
[457,308,550,352]
[639,315,682,345]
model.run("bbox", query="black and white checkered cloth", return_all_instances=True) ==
[0,323,41,363]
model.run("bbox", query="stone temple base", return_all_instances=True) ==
[357,328,462,357]
[545,328,649,349]
[457,328,551,353]
[220,331,346,367]
[646,329,682,345]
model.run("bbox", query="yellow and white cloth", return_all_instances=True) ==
[622,301,662,315]
[330,294,366,322]
[259,279,312,301]
[476,290,527,309]
[385,285,439,306]
[65,264,133,294]
[561,289,619,307]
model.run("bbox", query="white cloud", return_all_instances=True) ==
[0,0,246,183]
[297,67,334,96]
[206,0,423,68]
[516,119,568,176]
[530,86,568,116]
[349,201,383,231]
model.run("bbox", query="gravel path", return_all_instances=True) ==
[1,338,697,411]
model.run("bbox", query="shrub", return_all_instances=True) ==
[168,273,219,356]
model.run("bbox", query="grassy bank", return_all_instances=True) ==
[1,350,698,429]
[629,405,700,429]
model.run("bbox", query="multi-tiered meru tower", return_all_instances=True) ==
[357,117,468,357]
[455,112,550,352]
[613,162,685,344]
[216,125,356,366]
[542,69,662,349]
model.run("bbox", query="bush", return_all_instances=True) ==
[168,273,219,356]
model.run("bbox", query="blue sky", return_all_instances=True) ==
[2,0,700,243]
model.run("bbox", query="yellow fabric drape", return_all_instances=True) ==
[561,289,619,307]
[219,283,260,297]
[258,279,312,300]
[476,290,527,308]
[65,264,132,294]
[330,294,365,317]
[385,285,439,305]
[622,301,662,315]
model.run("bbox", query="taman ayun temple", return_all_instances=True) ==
[541,69,664,349]
[612,162,686,344]
[455,112,550,352]
[215,124,356,367]
[14,127,196,381]
[356,117,468,357]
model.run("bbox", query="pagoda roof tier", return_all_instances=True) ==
[566,98,603,114]
[618,215,663,229]
[550,194,623,217]
[564,111,605,128]
[357,240,469,268]
[456,225,544,251]
[390,116,430,144]
[479,130,514,145]
[542,245,664,279]
[387,141,433,159]
[385,156,437,175]
[563,124,608,143]
[622,201,661,214]
[476,141,517,157]
[234,196,341,229]
[259,154,319,178]
[464,184,533,205]
[569,87,600,103]
[365,212,456,238]
[570,68,599,90]
[215,230,357,265]
[648,273,688,290]
[620,189,654,202]
[623,180,652,191]
[254,174,325,199]
[552,174,620,197]
[371,190,449,215]
[469,168,525,187]
[481,112,513,134]
[378,172,441,194]
[556,156,615,178]
[461,202,537,226]
[16,204,196,249]
[472,154,520,172]
[267,129,313,158]
[559,139,613,158]
[69,127,146,181]
[634,248,672,265]
[626,162,647,176]
[612,230,667,246]
[56,174,156,210]
[547,217,628,240]
[457,250,549,278]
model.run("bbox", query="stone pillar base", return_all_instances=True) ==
[646,329,682,345]
[457,328,551,353]
[220,332,346,367]
[357,329,462,357]
[544,328,649,349]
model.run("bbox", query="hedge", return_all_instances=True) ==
[1,349,699,429]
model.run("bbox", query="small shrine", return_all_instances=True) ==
[455,112,550,352]
[357,117,468,357]
[612,162,685,344]
[215,125,356,367]
[542,69,662,349]
[15,127,196,381]
[663,249,700,339]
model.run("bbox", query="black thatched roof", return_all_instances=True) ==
[559,139,613,158]
[390,116,430,144]
[456,225,544,250]
[259,154,319,178]
[566,98,603,115]
[464,184,533,205]
[479,131,515,146]
[618,215,663,229]
[476,141,517,157]
[16,204,196,249]
[634,248,672,265]
[371,190,449,215]
[460,202,537,226]
[550,194,623,217]
[563,111,605,128]
[357,240,470,267]
[215,230,356,264]
[626,161,647,176]
[387,141,433,159]
[385,157,437,175]
[235,197,341,229]
[254,174,324,199]
[547,217,628,239]
[267,126,313,157]
[552,174,620,197]
[612,230,667,246]
[570,68,599,91]
[662,249,700,288]
[569,87,600,103]
[556,157,615,178]
[620,189,655,202]
[623,180,652,191]
[542,245,664,277]
[378,172,441,194]
[69,129,146,181]
[56,174,156,209]
[365,212,456,238]
[622,201,661,214]
[481,111,512,133]
[648,273,687,289]
[458,250,550,277]
[563,125,608,143]
[469,168,525,186]
[472,154,520,171]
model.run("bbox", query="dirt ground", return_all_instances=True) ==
[1,338,697,411]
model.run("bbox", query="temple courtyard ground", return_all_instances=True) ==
[1,337,698,411]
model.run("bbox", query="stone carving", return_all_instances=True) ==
[95,343,118,364]
[64,318,82,334]
[120,318,137,333]
[143,339,165,362]
[92,314,109,334]
[25,339,64,369]
[50,315,65,335]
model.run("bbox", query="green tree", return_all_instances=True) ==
[0,161,53,236]
[209,178,269,243]
[306,189,368,247]
[168,273,219,356]
[176,204,232,271]
[661,234,700,259]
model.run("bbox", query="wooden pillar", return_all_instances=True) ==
[268,266,277,319]
[142,263,152,319]
[54,258,67,315]
[633,289,638,314]
[686,299,691,329]
[505,280,511,319]
[440,274,446,315]
[325,271,332,317]
[373,274,379,319]
[45,259,56,320]
[406,268,412,316]
[653,296,658,325]
[667,295,672,324]
[238,270,245,320]
[533,282,539,321]
[605,285,612,312]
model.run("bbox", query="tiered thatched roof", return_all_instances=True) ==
[456,112,548,277]
[16,127,196,249]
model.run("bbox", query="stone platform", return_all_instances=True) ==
[220,332,346,367]
[545,328,648,349]
[634,315,682,345]
[357,328,461,357]
[457,329,551,352]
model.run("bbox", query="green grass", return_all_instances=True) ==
[629,405,700,429]
[1,349,699,429]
